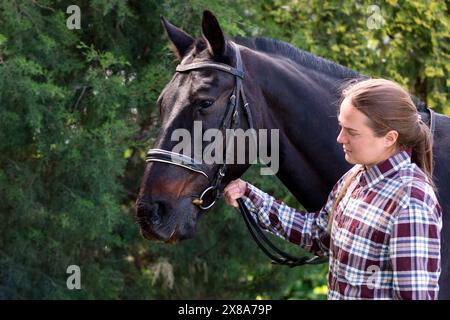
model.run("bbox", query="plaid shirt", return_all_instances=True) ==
[242,150,442,299]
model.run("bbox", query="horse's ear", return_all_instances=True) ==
[160,15,195,60]
[201,10,226,58]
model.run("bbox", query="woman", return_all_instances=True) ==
[224,79,442,300]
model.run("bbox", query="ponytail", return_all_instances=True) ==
[412,120,436,191]
[328,166,364,233]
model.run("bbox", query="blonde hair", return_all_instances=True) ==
[328,78,436,232]
[328,167,362,233]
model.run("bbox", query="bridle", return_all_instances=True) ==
[146,42,253,210]
[146,42,324,267]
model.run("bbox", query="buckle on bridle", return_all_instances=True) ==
[192,186,219,210]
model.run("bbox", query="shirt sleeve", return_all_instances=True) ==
[389,184,442,300]
[241,172,351,256]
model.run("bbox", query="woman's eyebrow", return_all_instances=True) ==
[338,120,358,132]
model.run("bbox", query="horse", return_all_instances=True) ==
[136,10,450,299]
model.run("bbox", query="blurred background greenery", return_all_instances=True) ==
[0,0,448,299]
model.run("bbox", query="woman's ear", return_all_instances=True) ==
[384,130,399,148]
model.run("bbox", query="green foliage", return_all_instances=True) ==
[0,0,151,299]
[248,0,449,115]
[0,0,447,299]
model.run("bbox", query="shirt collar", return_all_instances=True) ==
[359,148,412,189]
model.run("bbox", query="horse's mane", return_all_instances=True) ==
[232,36,428,112]
[233,36,360,79]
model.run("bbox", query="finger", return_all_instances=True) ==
[225,186,239,196]
[224,181,237,193]
[230,191,243,200]
[224,192,238,206]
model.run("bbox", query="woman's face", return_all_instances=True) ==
[337,97,398,168]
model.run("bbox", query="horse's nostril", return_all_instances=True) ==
[136,200,164,228]
[150,210,162,226]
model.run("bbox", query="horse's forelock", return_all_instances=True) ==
[187,38,233,64]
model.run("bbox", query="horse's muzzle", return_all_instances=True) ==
[135,199,172,241]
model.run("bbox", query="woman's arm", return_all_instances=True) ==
[389,183,442,300]
[224,174,352,256]
[241,183,332,256]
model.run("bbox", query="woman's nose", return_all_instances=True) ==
[336,129,346,144]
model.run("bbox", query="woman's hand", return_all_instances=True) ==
[223,179,248,208]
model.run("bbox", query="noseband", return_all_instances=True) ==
[146,42,253,210]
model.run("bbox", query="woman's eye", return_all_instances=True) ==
[198,100,214,109]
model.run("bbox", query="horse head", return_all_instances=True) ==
[136,11,254,242]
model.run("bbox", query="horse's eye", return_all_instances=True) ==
[198,100,214,109]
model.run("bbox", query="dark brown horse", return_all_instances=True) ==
[136,11,450,298]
